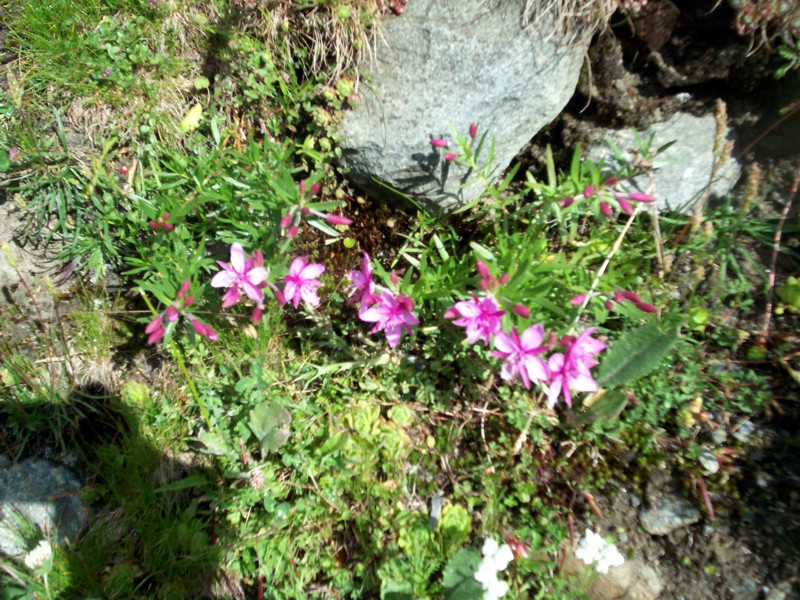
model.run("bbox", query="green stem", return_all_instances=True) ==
[168,339,212,430]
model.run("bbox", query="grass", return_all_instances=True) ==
[0,0,794,598]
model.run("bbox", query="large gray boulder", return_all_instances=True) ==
[340,0,595,213]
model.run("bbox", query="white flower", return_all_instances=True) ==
[23,540,52,570]
[475,538,514,600]
[575,529,624,574]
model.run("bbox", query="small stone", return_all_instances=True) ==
[711,429,728,445]
[640,473,702,536]
[581,557,664,600]
[733,420,755,442]
[699,448,720,474]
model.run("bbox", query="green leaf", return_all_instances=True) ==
[193,76,210,90]
[155,474,207,493]
[441,549,484,600]
[248,401,292,453]
[567,390,629,427]
[380,580,413,600]
[597,320,680,388]
[319,430,350,457]
[195,429,234,457]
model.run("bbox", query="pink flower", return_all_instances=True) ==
[469,122,478,140]
[599,201,613,217]
[583,185,595,198]
[491,325,549,389]
[359,290,419,348]
[546,328,605,407]
[345,252,375,306]
[283,257,325,308]
[430,138,449,148]
[211,243,269,308]
[444,152,457,162]
[448,294,505,346]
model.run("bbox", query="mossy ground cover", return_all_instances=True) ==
[0,1,796,598]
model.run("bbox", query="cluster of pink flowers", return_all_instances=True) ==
[429,122,478,163]
[345,253,419,348]
[444,261,607,408]
[490,324,605,408]
[279,180,352,238]
[145,279,218,344]
[560,178,655,217]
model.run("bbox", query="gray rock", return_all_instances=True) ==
[588,111,741,215]
[640,473,702,536]
[340,0,593,212]
[0,458,89,557]
[583,557,664,600]
[699,448,720,474]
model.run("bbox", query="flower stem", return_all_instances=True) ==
[570,203,643,333]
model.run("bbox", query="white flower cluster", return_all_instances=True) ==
[574,529,625,574]
[474,538,514,600]
[23,540,53,570]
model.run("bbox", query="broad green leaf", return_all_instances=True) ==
[441,549,484,600]
[196,429,234,457]
[380,580,413,600]
[249,401,291,453]
[597,320,680,388]
[567,390,629,427]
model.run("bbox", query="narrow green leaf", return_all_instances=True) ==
[432,233,450,261]
[155,475,207,493]
[469,242,494,261]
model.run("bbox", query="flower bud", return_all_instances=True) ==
[309,182,321,196]
[629,192,655,203]
[469,122,477,140]
[177,279,191,300]
[430,138,449,148]
[279,213,293,229]
[444,152,456,162]
[145,316,163,334]
[559,196,575,208]
[166,305,179,322]
[326,214,353,226]
[583,185,595,198]
[616,196,634,215]
[286,226,299,238]
[599,201,613,217]
[147,327,165,345]
[511,304,530,318]
[252,307,263,323]
[570,294,588,306]
[299,180,307,195]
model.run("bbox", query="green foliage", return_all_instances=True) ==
[597,320,681,388]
